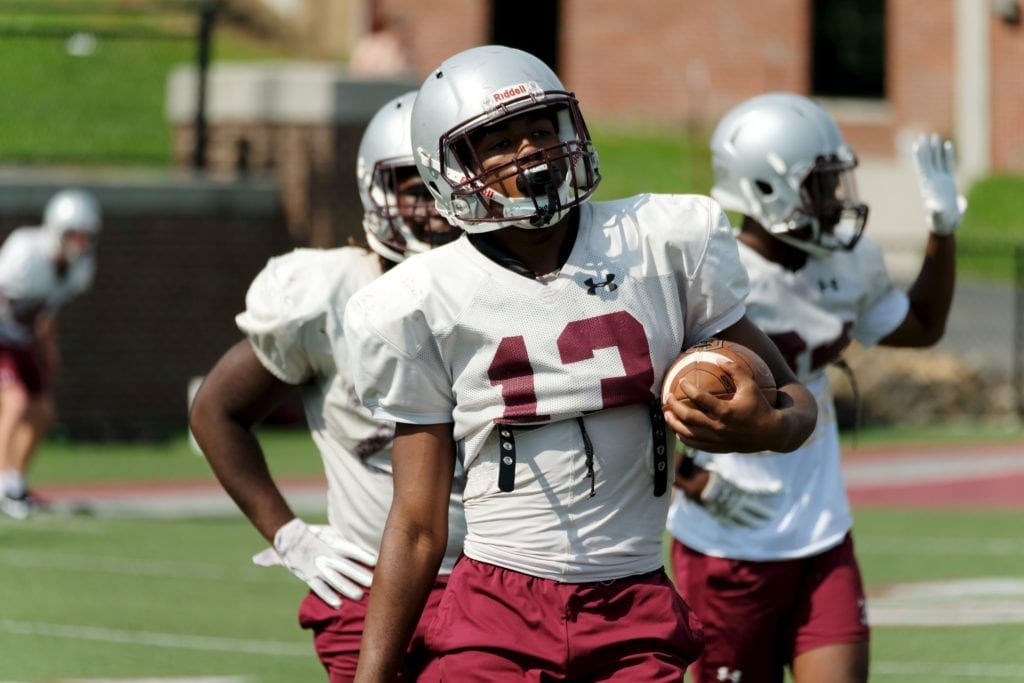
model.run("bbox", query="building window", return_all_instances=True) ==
[490,0,560,73]
[812,0,886,98]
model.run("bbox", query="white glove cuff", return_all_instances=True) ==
[273,517,306,554]
[930,195,968,236]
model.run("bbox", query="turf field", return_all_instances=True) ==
[1,428,1023,682]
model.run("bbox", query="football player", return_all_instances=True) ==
[667,93,963,683]
[188,91,466,682]
[344,46,818,682]
[0,189,100,519]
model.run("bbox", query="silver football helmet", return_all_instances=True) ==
[44,189,101,237]
[43,189,101,262]
[410,45,600,233]
[357,90,460,263]
[710,92,868,257]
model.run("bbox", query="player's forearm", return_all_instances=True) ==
[206,428,295,541]
[904,232,956,346]
[763,381,817,452]
[355,520,447,682]
[191,341,302,541]
[190,398,295,542]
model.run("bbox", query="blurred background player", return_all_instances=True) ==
[667,92,964,683]
[344,46,818,682]
[188,91,466,682]
[0,189,101,519]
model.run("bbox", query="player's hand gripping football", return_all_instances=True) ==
[664,358,779,454]
[252,518,377,608]
[912,133,967,235]
[697,462,782,527]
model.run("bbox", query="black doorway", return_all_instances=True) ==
[489,0,561,73]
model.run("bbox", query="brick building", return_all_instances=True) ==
[308,0,1022,179]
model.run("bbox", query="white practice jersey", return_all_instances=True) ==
[0,226,95,346]
[668,235,909,560]
[236,247,467,573]
[345,194,749,582]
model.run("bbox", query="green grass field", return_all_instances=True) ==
[0,6,289,165]
[2,13,1024,679]
[2,427,1023,682]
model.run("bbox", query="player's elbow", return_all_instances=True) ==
[917,320,947,347]
[387,513,449,571]
[188,380,225,447]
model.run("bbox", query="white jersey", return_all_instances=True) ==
[0,226,95,346]
[236,247,467,573]
[345,194,749,582]
[668,235,909,560]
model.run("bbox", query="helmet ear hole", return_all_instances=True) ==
[755,180,774,196]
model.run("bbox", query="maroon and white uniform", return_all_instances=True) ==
[667,235,905,680]
[237,246,466,571]
[668,235,907,560]
[0,226,94,348]
[0,226,94,393]
[239,247,469,680]
[345,194,749,583]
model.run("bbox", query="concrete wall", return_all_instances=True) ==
[166,62,418,247]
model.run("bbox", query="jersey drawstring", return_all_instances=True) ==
[575,417,596,498]
[497,401,667,498]
[832,357,861,449]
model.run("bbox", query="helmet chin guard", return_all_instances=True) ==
[411,46,600,234]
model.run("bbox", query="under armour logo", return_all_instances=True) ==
[584,273,618,295]
[818,278,838,292]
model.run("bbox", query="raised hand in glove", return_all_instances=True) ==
[912,133,967,235]
[252,518,377,608]
[698,462,782,527]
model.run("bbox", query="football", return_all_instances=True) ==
[661,338,778,408]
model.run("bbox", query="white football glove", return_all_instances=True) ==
[699,463,782,527]
[252,518,377,609]
[912,133,967,235]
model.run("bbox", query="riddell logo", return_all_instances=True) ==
[492,84,528,103]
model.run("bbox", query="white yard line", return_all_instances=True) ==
[869,577,1024,626]
[0,619,310,657]
[22,678,250,683]
[843,451,1024,486]
[858,535,1024,557]
[872,661,1024,678]
[0,550,283,583]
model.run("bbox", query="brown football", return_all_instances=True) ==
[660,338,778,408]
